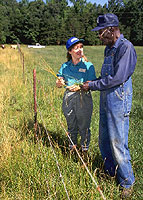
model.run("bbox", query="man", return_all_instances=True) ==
[82,13,137,198]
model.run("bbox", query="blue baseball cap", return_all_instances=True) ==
[92,13,119,31]
[66,37,84,50]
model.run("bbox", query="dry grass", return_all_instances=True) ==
[0,46,142,200]
[0,47,24,165]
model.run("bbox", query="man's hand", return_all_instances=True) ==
[56,77,65,88]
[81,81,90,92]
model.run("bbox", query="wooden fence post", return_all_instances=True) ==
[17,43,25,83]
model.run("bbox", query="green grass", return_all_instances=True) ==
[0,45,142,199]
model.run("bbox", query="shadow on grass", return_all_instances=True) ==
[22,119,70,155]
[22,119,110,179]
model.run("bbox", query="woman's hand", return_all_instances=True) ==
[66,84,81,92]
[56,77,65,88]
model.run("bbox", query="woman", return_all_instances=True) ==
[56,37,96,154]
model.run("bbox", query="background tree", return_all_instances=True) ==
[0,4,9,43]
[0,0,142,45]
[0,0,19,43]
[118,0,143,45]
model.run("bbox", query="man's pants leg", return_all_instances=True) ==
[99,91,116,176]
[99,81,135,188]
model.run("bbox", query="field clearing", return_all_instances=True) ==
[0,45,143,199]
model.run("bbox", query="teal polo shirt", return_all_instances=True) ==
[57,58,96,86]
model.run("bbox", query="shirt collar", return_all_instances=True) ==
[69,58,83,66]
[113,34,124,49]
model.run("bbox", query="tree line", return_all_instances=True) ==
[0,0,142,46]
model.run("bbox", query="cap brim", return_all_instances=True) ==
[78,39,84,43]
[91,26,105,31]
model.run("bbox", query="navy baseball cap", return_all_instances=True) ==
[66,37,84,50]
[92,13,119,31]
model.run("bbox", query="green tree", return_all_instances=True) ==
[118,0,143,45]
[0,0,20,43]
[108,0,143,45]
[39,0,68,45]
[0,4,9,43]
[23,0,46,44]
[1,0,141,45]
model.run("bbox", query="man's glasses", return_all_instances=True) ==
[99,28,108,38]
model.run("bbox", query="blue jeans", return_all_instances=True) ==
[99,77,135,188]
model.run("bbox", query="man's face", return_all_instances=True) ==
[98,27,114,46]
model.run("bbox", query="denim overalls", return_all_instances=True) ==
[99,45,135,188]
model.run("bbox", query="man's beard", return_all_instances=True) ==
[102,37,114,47]
[100,30,114,47]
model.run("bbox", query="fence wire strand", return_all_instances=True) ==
[38,106,71,200]
[17,47,106,200]
[39,72,106,200]
[17,46,70,199]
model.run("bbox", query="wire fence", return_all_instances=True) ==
[17,44,106,200]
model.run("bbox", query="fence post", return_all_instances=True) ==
[33,69,38,139]
[22,52,25,83]
[17,43,25,83]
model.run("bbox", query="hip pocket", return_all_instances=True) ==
[124,89,132,117]
[114,85,132,117]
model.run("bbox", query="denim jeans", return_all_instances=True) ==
[99,77,135,188]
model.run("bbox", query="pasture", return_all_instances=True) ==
[0,45,142,199]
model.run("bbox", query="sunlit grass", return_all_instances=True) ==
[0,45,142,199]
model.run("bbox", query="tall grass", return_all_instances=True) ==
[0,45,142,199]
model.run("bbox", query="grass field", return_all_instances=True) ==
[0,45,142,200]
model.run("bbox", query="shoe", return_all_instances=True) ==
[120,187,133,199]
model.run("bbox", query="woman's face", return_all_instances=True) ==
[69,42,83,60]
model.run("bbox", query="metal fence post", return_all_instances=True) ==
[33,69,38,139]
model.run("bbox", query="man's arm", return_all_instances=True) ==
[83,42,137,91]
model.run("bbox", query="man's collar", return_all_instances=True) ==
[113,34,124,48]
